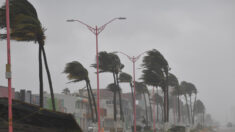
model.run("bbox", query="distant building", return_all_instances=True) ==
[0,86,15,98]
[43,93,90,132]
[15,89,32,103]
[80,88,135,131]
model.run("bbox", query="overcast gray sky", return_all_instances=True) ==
[0,0,235,124]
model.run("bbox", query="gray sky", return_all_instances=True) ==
[0,0,235,124]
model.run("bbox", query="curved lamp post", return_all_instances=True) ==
[113,51,147,132]
[67,17,126,132]
[5,0,13,132]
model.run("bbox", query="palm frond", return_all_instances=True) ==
[119,72,132,83]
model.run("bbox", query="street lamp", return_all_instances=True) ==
[67,17,126,132]
[113,51,148,132]
[5,0,13,132]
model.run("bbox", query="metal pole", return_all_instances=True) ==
[133,60,136,132]
[6,0,13,131]
[95,26,101,132]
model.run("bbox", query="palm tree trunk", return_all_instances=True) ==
[86,81,94,122]
[184,95,191,124]
[163,88,167,122]
[41,46,55,111]
[39,44,43,108]
[147,93,153,122]
[189,95,193,124]
[192,94,197,125]
[163,83,169,123]
[177,93,181,123]
[113,72,117,121]
[202,112,205,127]
[116,73,124,121]
[166,72,169,122]
[88,82,98,122]
[156,88,159,122]
[160,105,164,122]
[143,93,149,126]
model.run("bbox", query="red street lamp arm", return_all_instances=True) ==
[113,51,132,61]
[67,17,126,35]
[97,17,126,34]
[135,51,148,61]
[67,19,96,34]
[113,50,148,62]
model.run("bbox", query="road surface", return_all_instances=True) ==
[217,127,235,132]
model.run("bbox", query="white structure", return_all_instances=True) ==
[44,93,89,132]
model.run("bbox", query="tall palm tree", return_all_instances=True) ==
[153,92,164,122]
[180,81,191,124]
[91,51,124,121]
[0,0,55,110]
[168,73,181,123]
[119,72,134,110]
[180,81,197,124]
[141,49,170,122]
[106,83,122,120]
[64,61,97,122]
[193,100,205,126]
[135,81,150,127]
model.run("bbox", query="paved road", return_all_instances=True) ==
[217,127,235,132]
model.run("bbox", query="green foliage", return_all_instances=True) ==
[0,0,45,45]
[141,49,169,90]
[135,81,148,94]
[194,99,205,114]
[168,73,179,87]
[91,51,124,74]
[106,83,121,92]
[180,81,197,96]
[119,72,132,83]
[63,61,89,82]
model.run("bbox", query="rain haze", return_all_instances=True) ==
[0,0,235,126]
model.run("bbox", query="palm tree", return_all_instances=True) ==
[180,81,197,124]
[62,88,70,95]
[193,100,205,126]
[168,73,181,123]
[180,81,191,124]
[0,0,55,110]
[91,51,124,121]
[153,92,164,122]
[141,49,169,122]
[119,72,134,110]
[64,61,97,122]
[135,81,150,127]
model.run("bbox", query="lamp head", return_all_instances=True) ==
[118,17,126,20]
[66,19,75,22]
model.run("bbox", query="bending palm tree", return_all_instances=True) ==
[91,51,124,121]
[168,73,181,123]
[64,61,97,122]
[153,92,164,122]
[135,81,150,127]
[193,100,205,126]
[0,0,55,110]
[119,72,134,110]
[141,49,169,122]
[180,81,197,124]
